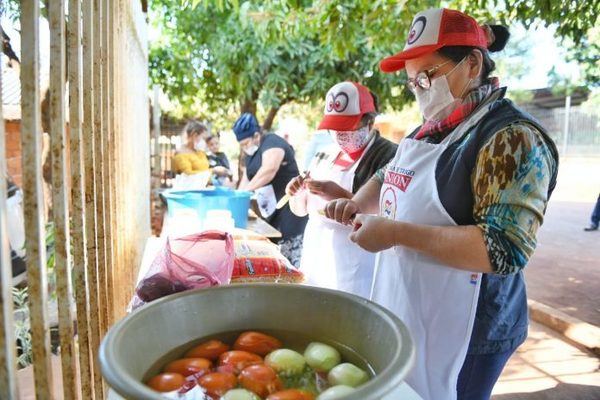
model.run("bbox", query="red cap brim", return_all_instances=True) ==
[379,43,444,73]
[318,114,362,131]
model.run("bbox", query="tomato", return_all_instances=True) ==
[239,364,283,398]
[197,371,237,397]
[266,389,316,400]
[163,358,212,377]
[146,372,185,392]
[234,331,282,356]
[185,339,230,360]
[218,350,263,374]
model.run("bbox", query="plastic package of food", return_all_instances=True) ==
[231,231,304,284]
[130,231,234,309]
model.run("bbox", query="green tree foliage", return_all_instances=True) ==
[150,0,425,129]
[150,0,599,128]
[564,26,600,88]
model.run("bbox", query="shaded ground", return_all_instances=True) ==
[492,322,600,399]
[525,200,600,326]
[520,156,600,326]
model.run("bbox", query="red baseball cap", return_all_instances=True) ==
[318,81,376,131]
[380,8,489,73]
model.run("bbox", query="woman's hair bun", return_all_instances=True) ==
[487,25,510,52]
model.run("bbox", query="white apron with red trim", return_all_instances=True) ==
[371,104,497,400]
[300,146,375,298]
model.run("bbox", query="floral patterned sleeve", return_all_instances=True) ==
[373,162,390,183]
[472,123,557,275]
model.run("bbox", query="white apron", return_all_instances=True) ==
[371,104,497,400]
[300,146,375,298]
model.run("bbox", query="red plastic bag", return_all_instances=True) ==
[132,231,234,308]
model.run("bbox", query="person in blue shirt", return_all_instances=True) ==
[206,133,233,187]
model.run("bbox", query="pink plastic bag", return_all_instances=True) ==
[132,231,234,308]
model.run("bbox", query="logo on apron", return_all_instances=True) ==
[380,187,397,220]
[385,168,415,192]
[470,273,478,285]
[255,184,277,218]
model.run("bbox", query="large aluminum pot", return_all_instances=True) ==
[99,283,414,399]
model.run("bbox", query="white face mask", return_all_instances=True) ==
[415,59,469,121]
[331,126,371,154]
[194,139,207,152]
[244,145,259,156]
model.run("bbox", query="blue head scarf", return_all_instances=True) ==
[233,113,260,142]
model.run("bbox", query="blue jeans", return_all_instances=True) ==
[456,349,515,400]
[591,194,600,226]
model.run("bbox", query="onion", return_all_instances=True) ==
[327,363,368,387]
[316,385,356,400]
[304,342,341,372]
[222,388,261,400]
[265,349,306,376]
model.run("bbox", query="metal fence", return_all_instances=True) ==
[0,1,149,399]
[523,104,600,157]
[150,122,184,189]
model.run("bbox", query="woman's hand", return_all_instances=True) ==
[305,179,352,201]
[349,214,396,252]
[324,198,361,225]
[285,174,307,196]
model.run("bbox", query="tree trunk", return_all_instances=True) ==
[240,99,257,116]
[262,106,280,131]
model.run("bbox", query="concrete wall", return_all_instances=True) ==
[111,0,151,318]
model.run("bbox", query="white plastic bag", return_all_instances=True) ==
[172,171,211,191]
[6,190,25,258]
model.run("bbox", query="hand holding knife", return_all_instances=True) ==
[276,171,311,209]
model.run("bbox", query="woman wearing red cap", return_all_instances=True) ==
[285,81,397,298]
[325,8,558,400]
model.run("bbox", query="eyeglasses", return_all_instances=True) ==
[405,60,452,94]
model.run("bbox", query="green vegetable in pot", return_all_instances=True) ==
[222,388,261,400]
[327,363,369,387]
[304,342,341,372]
[265,349,307,376]
[316,385,356,400]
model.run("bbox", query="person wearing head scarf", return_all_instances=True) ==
[233,113,308,266]
[325,8,558,400]
[286,81,397,298]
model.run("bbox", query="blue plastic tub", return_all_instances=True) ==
[162,187,252,228]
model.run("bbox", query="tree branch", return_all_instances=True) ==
[1,24,20,64]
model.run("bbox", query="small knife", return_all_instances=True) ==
[275,194,290,210]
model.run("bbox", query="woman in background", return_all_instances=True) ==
[172,120,211,175]
[234,113,308,266]
[172,120,230,188]
[287,81,396,298]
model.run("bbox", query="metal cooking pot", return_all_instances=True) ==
[99,283,414,399]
